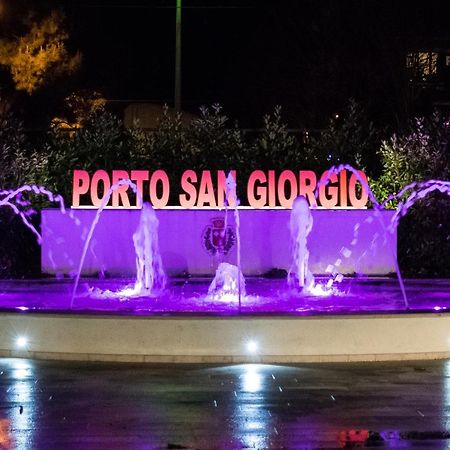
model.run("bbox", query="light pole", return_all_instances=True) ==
[174,0,181,112]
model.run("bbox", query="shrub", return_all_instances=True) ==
[250,105,300,170]
[0,107,43,277]
[306,98,381,174]
[372,112,450,276]
[0,107,45,189]
[43,107,132,201]
[372,113,450,204]
[130,105,187,171]
[185,104,246,171]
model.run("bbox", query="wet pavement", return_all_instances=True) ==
[1,359,450,448]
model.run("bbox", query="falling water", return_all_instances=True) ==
[208,172,244,307]
[316,165,450,309]
[384,179,450,308]
[132,202,166,294]
[70,179,144,306]
[228,172,243,308]
[208,262,246,301]
[288,195,315,292]
[384,179,450,231]
[0,185,67,243]
[2,173,448,312]
[316,164,408,307]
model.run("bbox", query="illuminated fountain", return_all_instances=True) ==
[208,262,246,301]
[0,166,449,316]
[1,166,450,364]
[132,202,166,294]
[0,184,67,243]
[107,202,167,298]
[287,195,315,292]
[316,164,408,306]
[70,179,143,304]
[208,172,245,304]
[70,181,168,302]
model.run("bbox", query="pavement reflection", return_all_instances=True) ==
[0,358,449,448]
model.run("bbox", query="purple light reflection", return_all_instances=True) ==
[0,277,449,316]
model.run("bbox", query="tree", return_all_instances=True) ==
[306,99,381,174]
[185,104,245,171]
[251,106,300,170]
[44,107,132,201]
[0,11,81,94]
[372,112,450,204]
[51,90,106,133]
[371,112,450,277]
[0,103,45,189]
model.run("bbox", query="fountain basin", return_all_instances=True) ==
[0,277,449,315]
[2,200,446,363]
[0,277,450,363]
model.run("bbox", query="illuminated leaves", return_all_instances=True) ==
[373,112,450,207]
[51,91,107,133]
[0,11,81,94]
[65,91,106,125]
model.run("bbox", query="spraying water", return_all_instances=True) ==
[315,165,450,308]
[2,172,448,312]
[208,262,246,301]
[315,164,409,306]
[208,172,244,307]
[0,185,66,243]
[227,172,243,308]
[132,202,166,294]
[287,196,315,292]
[71,179,144,305]
[384,179,450,231]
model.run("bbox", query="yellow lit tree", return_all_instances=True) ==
[51,90,107,134]
[0,11,81,94]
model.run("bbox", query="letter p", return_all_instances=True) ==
[72,170,90,207]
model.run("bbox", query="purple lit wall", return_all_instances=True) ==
[41,209,397,276]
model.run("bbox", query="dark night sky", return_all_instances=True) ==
[3,0,450,127]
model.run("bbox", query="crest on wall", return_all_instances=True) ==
[202,217,235,256]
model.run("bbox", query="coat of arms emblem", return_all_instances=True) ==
[202,217,235,256]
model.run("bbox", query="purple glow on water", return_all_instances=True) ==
[1,172,449,320]
[1,278,449,316]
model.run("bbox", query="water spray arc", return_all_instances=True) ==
[70,179,144,306]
